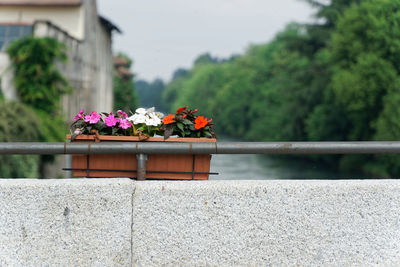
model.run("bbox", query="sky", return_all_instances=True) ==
[97,0,315,82]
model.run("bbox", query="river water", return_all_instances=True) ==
[209,154,368,180]
[207,137,374,180]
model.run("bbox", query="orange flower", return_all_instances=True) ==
[194,116,208,129]
[176,106,188,114]
[163,114,175,124]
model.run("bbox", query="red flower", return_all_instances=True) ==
[176,106,188,114]
[194,116,208,129]
[163,114,175,124]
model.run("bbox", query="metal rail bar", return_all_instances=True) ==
[1,141,400,155]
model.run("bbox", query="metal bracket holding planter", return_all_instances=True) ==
[136,154,147,181]
[2,141,400,180]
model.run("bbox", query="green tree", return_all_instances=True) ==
[163,0,400,177]
[136,78,165,111]
[113,53,138,112]
[7,37,71,113]
[307,0,400,175]
[0,101,42,178]
[7,37,69,143]
[193,53,220,66]
[7,37,71,177]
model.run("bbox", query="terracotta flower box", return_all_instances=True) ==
[66,135,216,180]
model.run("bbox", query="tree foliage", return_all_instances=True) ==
[307,0,400,175]
[7,37,71,113]
[7,37,68,143]
[162,0,400,177]
[0,102,42,178]
[136,79,165,111]
[113,53,139,112]
[6,37,71,177]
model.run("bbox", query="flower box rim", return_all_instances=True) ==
[66,134,216,143]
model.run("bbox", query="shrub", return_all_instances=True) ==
[0,101,42,178]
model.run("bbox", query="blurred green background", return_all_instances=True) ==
[2,0,400,178]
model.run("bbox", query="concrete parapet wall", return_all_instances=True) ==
[0,179,399,266]
[0,179,133,266]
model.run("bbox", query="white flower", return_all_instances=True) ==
[148,112,158,119]
[128,113,146,124]
[128,114,136,121]
[145,112,161,126]
[150,117,161,126]
[135,108,146,115]
[145,117,156,126]
[128,107,162,126]
[127,113,138,122]
[135,115,146,124]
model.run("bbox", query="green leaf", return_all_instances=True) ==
[182,119,192,125]
[204,131,213,138]
[177,122,184,131]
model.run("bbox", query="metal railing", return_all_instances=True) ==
[1,141,400,179]
[1,141,400,155]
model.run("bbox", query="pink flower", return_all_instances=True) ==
[105,114,118,127]
[73,109,85,121]
[73,114,83,121]
[89,112,101,124]
[117,110,128,118]
[84,114,91,122]
[119,119,131,129]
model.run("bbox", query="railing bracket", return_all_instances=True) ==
[136,154,148,180]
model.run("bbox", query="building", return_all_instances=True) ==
[0,0,120,120]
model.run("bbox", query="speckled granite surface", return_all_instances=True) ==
[131,180,400,266]
[0,179,133,266]
[1,179,400,266]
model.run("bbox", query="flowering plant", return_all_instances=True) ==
[70,108,163,140]
[128,107,164,137]
[70,109,133,139]
[161,106,216,139]
[70,107,215,140]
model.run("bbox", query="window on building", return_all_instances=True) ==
[0,25,33,52]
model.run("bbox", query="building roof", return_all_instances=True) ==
[0,0,82,6]
[99,16,122,34]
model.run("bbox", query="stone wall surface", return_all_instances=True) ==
[0,179,133,266]
[0,179,400,266]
